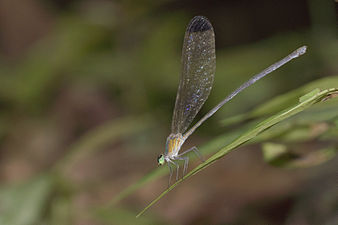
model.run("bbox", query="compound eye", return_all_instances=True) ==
[157,154,165,166]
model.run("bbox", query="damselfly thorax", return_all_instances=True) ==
[165,133,185,158]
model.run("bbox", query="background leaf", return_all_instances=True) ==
[0,175,53,225]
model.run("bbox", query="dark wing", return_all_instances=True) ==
[171,16,216,134]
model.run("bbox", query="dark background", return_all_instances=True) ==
[0,0,337,224]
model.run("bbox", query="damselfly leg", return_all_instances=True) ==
[167,162,173,188]
[175,156,189,178]
[178,146,205,162]
[167,159,180,187]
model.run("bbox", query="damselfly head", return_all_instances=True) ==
[157,154,165,166]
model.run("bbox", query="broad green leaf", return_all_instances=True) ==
[0,175,53,225]
[136,88,338,217]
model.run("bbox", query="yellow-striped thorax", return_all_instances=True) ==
[157,133,186,166]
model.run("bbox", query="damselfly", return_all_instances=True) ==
[157,16,307,185]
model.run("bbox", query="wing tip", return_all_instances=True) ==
[187,16,213,33]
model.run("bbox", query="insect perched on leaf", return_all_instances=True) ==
[157,16,307,186]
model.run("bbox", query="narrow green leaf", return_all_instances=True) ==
[136,88,338,217]
[299,88,320,102]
